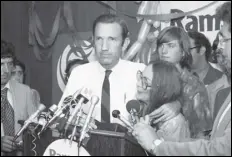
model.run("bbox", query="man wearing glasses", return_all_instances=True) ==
[188,31,224,86]
[187,31,230,121]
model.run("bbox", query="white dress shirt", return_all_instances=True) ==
[58,59,145,125]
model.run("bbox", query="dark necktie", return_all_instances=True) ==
[1,88,15,136]
[213,87,231,121]
[101,70,112,123]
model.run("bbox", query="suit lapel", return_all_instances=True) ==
[216,106,231,136]
[211,92,231,137]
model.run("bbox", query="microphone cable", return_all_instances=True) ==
[31,113,46,156]
[31,131,37,156]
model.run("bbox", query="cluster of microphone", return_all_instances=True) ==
[13,88,99,146]
[13,86,143,146]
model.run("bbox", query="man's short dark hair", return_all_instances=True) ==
[65,59,89,78]
[92,14,129,44]
[188,31,212,61]
[216,2,231,32]
[1,40,16,64]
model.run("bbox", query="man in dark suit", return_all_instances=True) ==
[132,2,231,155]
[1,40,37,155]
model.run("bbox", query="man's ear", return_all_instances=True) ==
[122,37,130,53]
[199,46,206,56]
[91,35,94,43]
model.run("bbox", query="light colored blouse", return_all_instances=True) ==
[155,113,190,142]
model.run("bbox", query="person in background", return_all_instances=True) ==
[188,31,224,86]
[132,2,231,155]
[11,59,26,84]
[136,60,190,142]
[150,26,212,138]
[1,40,37,156]
[11,59,40,109]
[187,31,230,120]
[64,59,89,84]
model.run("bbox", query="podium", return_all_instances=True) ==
[23,122,147,156]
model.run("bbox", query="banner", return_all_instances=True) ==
[124,1,227,62]
[158,1,226,44]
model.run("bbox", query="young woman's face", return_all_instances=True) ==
[158,40,183,64]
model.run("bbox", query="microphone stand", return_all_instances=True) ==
[78,140,82,156]
[69,109,83,145]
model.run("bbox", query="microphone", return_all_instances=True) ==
[64,88,91,134]
[112,110,133,131]
[38,97,74,135]
[14,104,46,140]
[126,100,141,125]
[47,104,58,117]
[79,95,99,145]
[37,104,58,128]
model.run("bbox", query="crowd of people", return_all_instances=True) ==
[1,1,231,156]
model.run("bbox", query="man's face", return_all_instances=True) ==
[217,22,231,72]
[1,57,14,86]
[189,38,203,69]
[11,65,24,84]
[94,22,124,68]
[158,40,183,64]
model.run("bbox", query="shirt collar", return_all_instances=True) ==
[1,81,11,91]
[96,59,123,74]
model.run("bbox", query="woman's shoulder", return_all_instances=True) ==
[160,114,187,130]
[157,114,190,141]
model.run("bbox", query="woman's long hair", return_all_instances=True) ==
[146,60,182,115]
[156,26,192,70]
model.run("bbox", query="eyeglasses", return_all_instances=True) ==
[136,70,152,90]
[219,38,231,45]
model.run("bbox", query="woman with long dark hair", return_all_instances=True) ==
[136,60,190,141]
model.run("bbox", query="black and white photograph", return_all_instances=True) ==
[1,1,231,156]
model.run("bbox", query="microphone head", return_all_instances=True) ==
[49,104,58,113]
[91,95,99,106]
[63,95,73,104]
[112,110,120,118]
[75,87,91,104]
[38,104,46,111]
[126,100,141,113]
